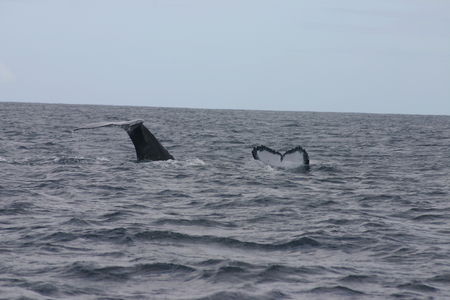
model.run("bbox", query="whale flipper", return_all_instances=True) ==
[252,145,309,168]
[74,120,174,161]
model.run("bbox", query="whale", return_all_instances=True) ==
[252,145,309,168]
[74,120,174,161]
[74,120,308,166]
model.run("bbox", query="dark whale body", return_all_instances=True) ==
[126,122,174,161]
[74,120,174,161]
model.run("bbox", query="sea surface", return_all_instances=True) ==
[1,102,449,300]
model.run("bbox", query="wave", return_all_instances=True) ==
[308,285,366,296]
[154,218,237,228]
[397,282,438,293]
[193,290,288,300]
[430,273,450,283]
[100,211,135,222]
[412,214,447,222]
[134,230,321,251]
[55,227,322,251]
[0,201,35,215]
[62,261,196,282]
[339,274,378,283]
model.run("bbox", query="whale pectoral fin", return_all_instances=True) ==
[74,120,174,162]
[74,119,144,131]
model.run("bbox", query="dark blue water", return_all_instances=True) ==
[1,102,449,299]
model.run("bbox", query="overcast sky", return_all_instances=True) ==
[1,0,449,115]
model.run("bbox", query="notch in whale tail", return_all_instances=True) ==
[74,120,174,161]
[252,145,309,168]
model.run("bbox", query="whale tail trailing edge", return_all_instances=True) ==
[74,120,174,161]
[252,145,309,168]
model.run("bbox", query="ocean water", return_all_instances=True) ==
[1,102,449,300]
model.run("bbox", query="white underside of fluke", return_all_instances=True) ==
[255,148,306,168]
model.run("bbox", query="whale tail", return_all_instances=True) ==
[252,145,309,168]
[74,120,174,161]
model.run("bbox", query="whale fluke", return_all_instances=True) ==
[252,145,309,168]
[74,120,174,161]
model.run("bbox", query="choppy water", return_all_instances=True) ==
[1,102,449,299]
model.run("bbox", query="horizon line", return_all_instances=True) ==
[1,99,449,117]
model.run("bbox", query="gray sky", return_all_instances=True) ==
[1,0,449,115]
